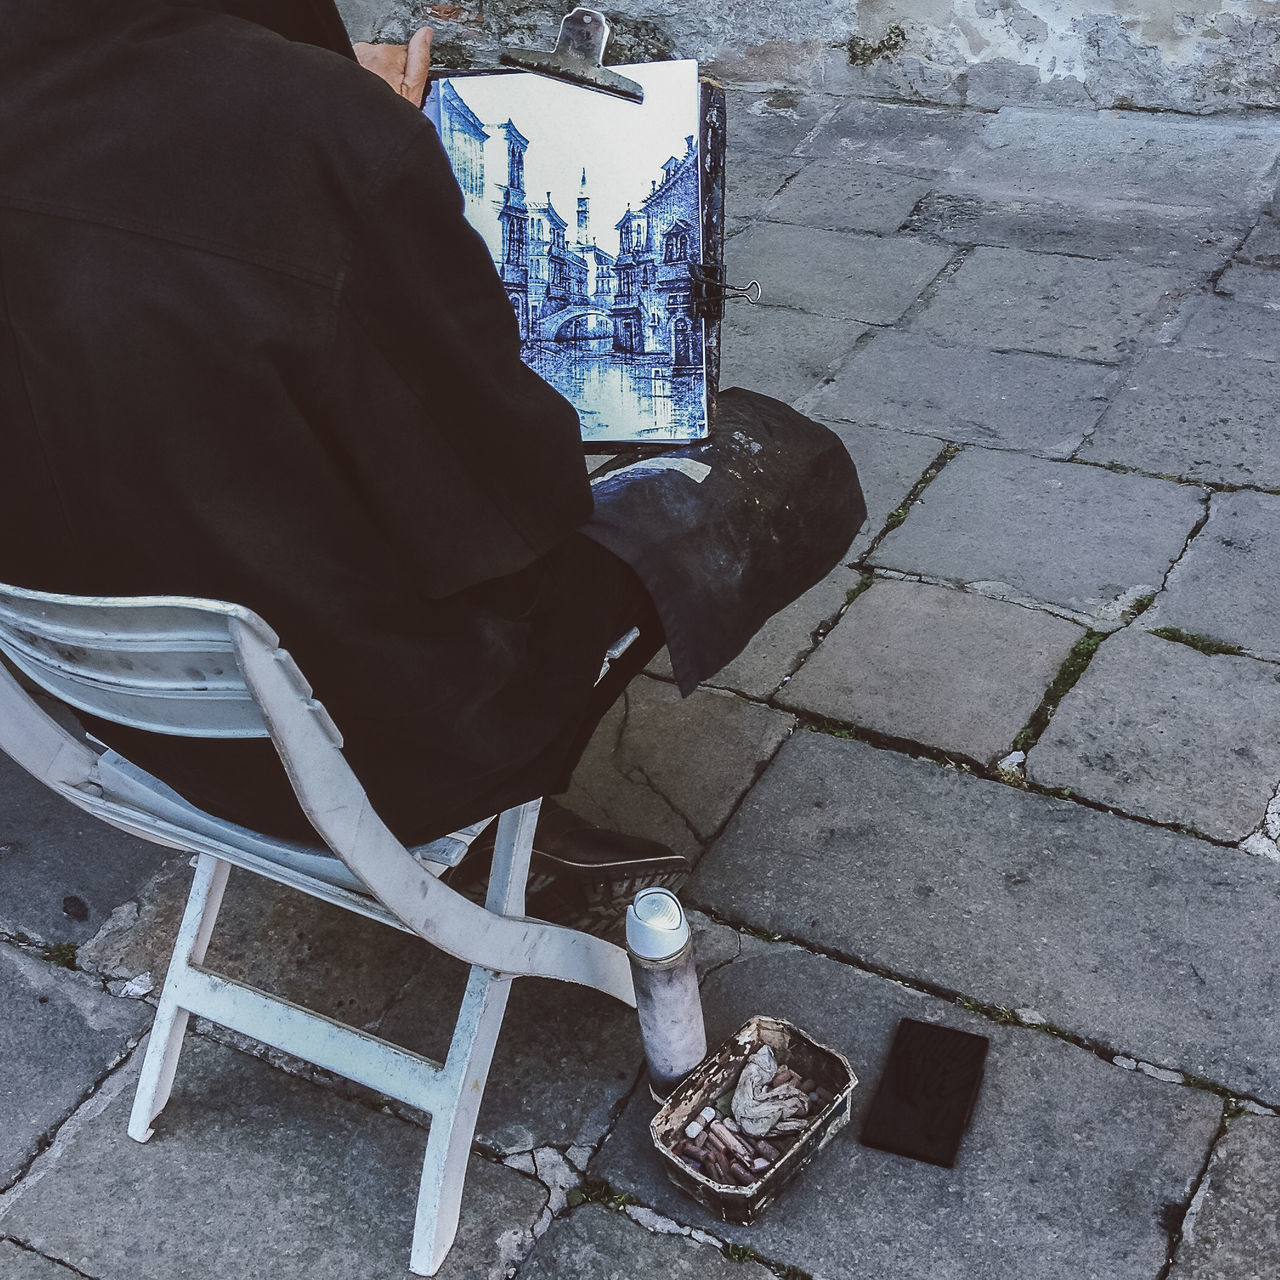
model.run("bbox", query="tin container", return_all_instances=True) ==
[649,1015,857,1224]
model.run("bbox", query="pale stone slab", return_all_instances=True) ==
[593,941,1220,1280]
[761,159,931,234]
[704,564,862,700]
[778,580,1084,763]
[1167,1116,1280,1280]
[1215,261,1280,308]
[691,733,1280,1100]
[0,1036,546,1280]
[1025,628,1280,843]
[0,753,173,946]
[808,330,1112,455]
[520,1204,774,1280]
[376,960,643,1154]
[0,1242,84,1279]
[1144,489,1280,662]
[724,88,836,158]
[914,246,1189,363]
[724,152,805,234]
[1236,214,1280,268]
[718,303,867,406]
[564,676,794,849]
[904,190,1244,268]
[801,98,989,175]
[825,421,949,560]
[1080,347,1280,488]
[1178,294,1280,364]
[0,945,149,1189]
[725,223,952,323]
[869,449,1205,623]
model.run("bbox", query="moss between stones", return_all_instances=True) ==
[847,24,906,67]
[1148,626,1247,658]
[1011,631,1105,754]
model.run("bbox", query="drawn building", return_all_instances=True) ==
[436,81,488,211]
[495,120,530,336]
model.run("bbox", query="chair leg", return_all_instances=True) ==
[128,853,230,1142]
[409,963,513,1275]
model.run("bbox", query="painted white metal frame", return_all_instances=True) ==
[0,584,637,1275]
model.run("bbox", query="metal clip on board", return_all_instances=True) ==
[500,7,645,103]
[691,264,762,321]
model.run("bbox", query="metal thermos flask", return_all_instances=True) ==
[625,887,707,1099]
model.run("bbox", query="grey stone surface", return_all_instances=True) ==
[761,159,930,235]
[1178,294,1280,364]
[690,733,1280,1101]
[809,330,1113,455]
[801,98,989,175]
[869,449,1205,623]
[953,108,1280,212]
[1215,262,1280,308]
[376,961,644,1155]
[724,87,837,158]
[78,859,431,1029]
[903,190,1245,268]
[0,1036,546,1280]
[723,151,805,233]
[593,941,1220,1279]
[0,1242,85,1279]
[725,223,952,324]
[1236,214,1280,268]
[825,421,949,560]
[1167,1115,1280,1280]
[718,304,867,406]
[1079,347,1280,488]
[519,1204,771,1280]
[778,580,1084,763]
[914,245,1190,363]
[564,676,794,849]
[1144,490,1280,663]
[0,753,173,946]
[1025,628,1280,843]
[703,564,862,700]
[0,944,149,1190]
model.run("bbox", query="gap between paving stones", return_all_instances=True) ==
[0,1239,99,1280]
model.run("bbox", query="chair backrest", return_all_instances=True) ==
[0,586,280,738]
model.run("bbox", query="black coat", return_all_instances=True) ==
[0,0,631,839]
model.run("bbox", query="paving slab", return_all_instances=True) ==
[823,420,949,560]
[1235,213,1280,268]
[564,676,794,850]
[1215,261,1280,308]
[593,940,1220,1280]
[519,1204,772,1280]
[1167,1115,1280,1280]
[778,580,1084,764]
[724,151,805,234]
[1178,293,1280,364]
[800,98,989,175]
[724,88,836,158]
[0,1242,86,1279]
[913,245,1190,363]
[950,108,1280,212]
[725,223,952,324]
[718,303,867,406]
[1025,628,1280,843]
[1079,347,1280,488]
[760,159,931,235]
[0,753,173,947]
[0,1035,547,1280]
[903,190,1244,268]
[869,449,1205,623]
[0,944,149,1190]
[1143,489,1280,662]
[701,563,863,700]
[690,733,1280,1101]
[808,329,1113,455]
[375,963,644,1155]
[78,859,431,1029]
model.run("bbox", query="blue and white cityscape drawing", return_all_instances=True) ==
[426,61,707,443]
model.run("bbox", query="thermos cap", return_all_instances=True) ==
[626,887,691,961]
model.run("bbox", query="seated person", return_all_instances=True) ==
[0,0,864,930]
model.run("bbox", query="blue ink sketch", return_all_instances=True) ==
[426,62,708,443]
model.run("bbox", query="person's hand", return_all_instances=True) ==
[353,26,433,107]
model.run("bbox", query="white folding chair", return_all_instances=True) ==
[0,581,640,1275]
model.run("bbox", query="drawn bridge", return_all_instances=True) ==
[538,306,612,340]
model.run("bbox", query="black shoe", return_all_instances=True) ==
[447,799,689,936]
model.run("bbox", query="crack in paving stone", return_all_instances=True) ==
[860,441,965,557]
[1155,1098,1237,1280]
[0,1237,101,1279]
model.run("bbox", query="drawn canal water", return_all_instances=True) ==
[524,340,705,443]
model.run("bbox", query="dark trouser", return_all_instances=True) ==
[95,391,863,847]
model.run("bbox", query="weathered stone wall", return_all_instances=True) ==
[337,0,1280,113]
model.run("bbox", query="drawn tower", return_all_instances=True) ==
[496,120,530,337]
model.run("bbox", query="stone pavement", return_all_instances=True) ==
[5,89,1280,1280]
